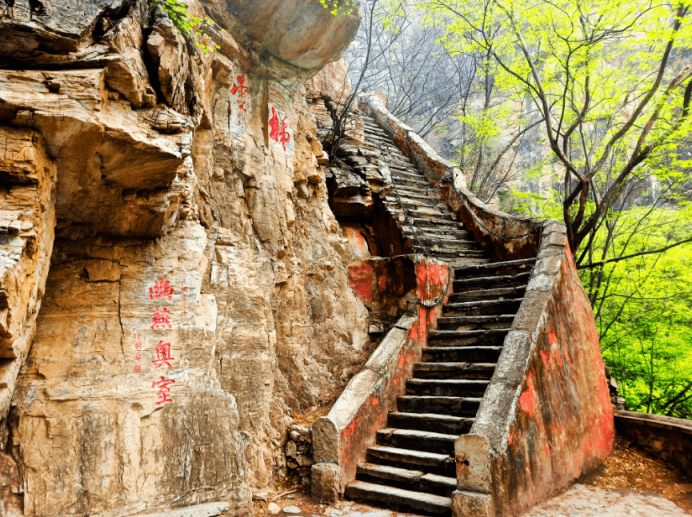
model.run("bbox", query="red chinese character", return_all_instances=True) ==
[269,107,291,151]
[152,340,175,368]
[135,342,141,350]
[133,333,142,340]
[135,352,142,360]
[269,106,281,141]
[152,376,175,405]
[230,75,249,97]
[151,307,172,329]
[149,278,174,300]
[279,116,291,151]
[134,365,141,373]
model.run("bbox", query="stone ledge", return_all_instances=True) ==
[132,502,230,517]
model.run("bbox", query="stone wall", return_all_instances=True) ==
[0,1,367,516]
[615,411,692,477]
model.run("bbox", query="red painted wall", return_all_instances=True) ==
[493,250,615,515]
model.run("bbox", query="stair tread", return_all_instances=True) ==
[445,298,523,308]
[377,427,459,441]
[429,328,511,336]
[406,379,489,387]
[454,272,531,284]
[438,314,517,322]
[424,345,504,351]
[358,463,457,488]
[454,257,536,274]
[414,362,497,369]
[398,395,483,403]
[389,411,477,422]
[345,480,452,512]
[368,445,450,461]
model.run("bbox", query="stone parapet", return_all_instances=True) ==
[311,313,419,502]
[312,255,452,502]
[454,221,615,516]
[615,410,692,477]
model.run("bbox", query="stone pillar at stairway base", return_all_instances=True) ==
[452,490,494,517]
[312,463,341,503]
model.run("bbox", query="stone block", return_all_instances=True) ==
[311,463,341,503]
[455,434,492,493]
[452,490,494,517]
[364,327,407,375]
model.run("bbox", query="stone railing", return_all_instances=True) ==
[615,410,692,477]
[359,95,616,517]
[311,255,452,502]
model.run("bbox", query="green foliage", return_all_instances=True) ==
[415,0,692,251]
[149,0,220,53]
[505,187,692,418]
[586,207,692,419]
[320,0,356,16]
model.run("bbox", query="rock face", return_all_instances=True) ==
[0,1,366,516]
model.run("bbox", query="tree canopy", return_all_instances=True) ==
[415,0,692,254]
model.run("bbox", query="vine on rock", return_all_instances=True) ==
[149,0,220,53]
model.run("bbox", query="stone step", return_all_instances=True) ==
[436,314,516,332]
[402,228,471,242]
[422,345,503,363]
[453,271,532,291]
[394,185,442,196]
[418,237,481,249]
[409,217,461,229]
[387,410,476,434]
[389,177,433,189]
[405,379,489,397]
[344,480,452,514]
[376,428,457,455]
[384,195,441,208]
[447,286,526,303]
[448,257,493,267]
[386,189,442,203]
[413,247,487,259]
[443,298,523,316]
[356,463,457,498]
[427,328,509,346]
[397,395,483,417]
[407,210,455,221]
[366,445,456,476]
[413,362,496,380]
[454,258,536,279]
[390,168,428,180]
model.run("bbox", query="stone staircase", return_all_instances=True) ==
[342,116,536,514]
[362,117,490,267]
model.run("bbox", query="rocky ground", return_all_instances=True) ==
[255,435,691,517]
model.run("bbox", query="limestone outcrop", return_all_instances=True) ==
[0,1,368,516]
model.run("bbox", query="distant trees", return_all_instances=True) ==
[415,0,692,257]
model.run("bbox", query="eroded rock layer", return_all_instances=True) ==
[0,1,367,515]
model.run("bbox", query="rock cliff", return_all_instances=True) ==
[0,1,365,516]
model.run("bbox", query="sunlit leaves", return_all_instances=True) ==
[149,0,221,53]
[321,0,357,16]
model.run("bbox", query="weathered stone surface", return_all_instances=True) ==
[0,1,365,516]
[312,463,341,504]
[136,502,230,517]
[210,1,361,70]
[0,127,56,425]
